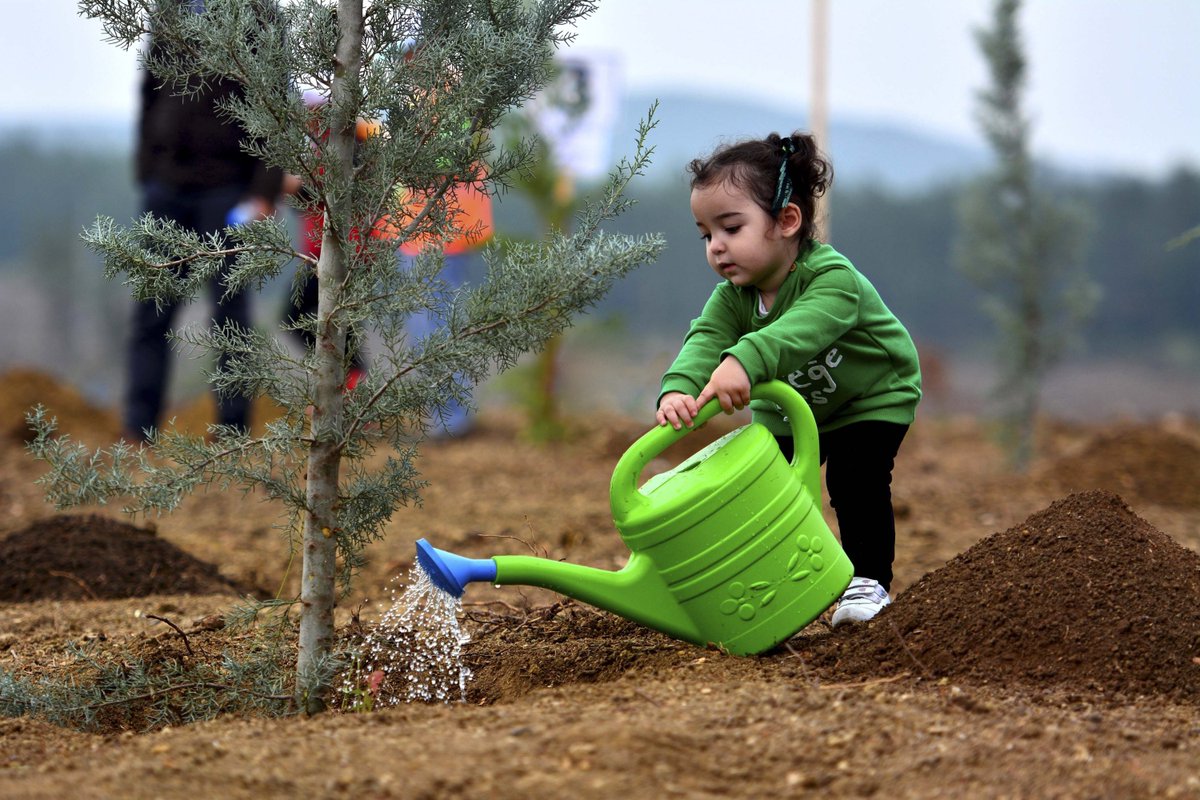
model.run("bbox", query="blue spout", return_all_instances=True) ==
[415,538,498,597]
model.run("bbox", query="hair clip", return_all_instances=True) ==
[771,141,795,215]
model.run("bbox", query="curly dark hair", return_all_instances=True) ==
[686,131,833,245]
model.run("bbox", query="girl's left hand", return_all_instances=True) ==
[697,357,751,414]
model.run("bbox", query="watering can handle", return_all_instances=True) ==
[610,380,821,516]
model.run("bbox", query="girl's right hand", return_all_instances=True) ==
[657,392,701,430]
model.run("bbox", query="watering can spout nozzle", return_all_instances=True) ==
[415,538,497,597]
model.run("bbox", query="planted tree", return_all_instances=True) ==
[31,0,662,714]
[955,0,1095,468]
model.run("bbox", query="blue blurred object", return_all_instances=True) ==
[401,251,478,437]
[225,200,258,227]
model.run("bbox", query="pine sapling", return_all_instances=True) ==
[32,0,663,713]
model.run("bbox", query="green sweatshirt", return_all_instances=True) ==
[660,242,922,435]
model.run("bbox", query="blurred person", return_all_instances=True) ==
[124,0,285,442]
[395,179,494,438]
[389,35,494,438]
[655,131,922,627]
[283,88,495,433]
[286,42,494,438]
[281,92,372,390]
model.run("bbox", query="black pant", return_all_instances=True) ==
[776,421,909,592]
[125,181,250,438]
[284,270,366,373]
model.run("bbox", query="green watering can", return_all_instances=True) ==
[416,380,853,655]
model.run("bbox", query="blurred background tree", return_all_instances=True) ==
[955,0,1097,469]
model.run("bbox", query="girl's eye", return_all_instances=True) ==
[699,233,711,242]
[724,226,742,235]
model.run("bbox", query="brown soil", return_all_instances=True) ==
[2,369,1200,799]
[0,514,248,602]
[812,490,1200,702]
[1039,423,1200,509]
[0,366,120,444]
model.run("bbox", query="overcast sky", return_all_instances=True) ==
[2,0,1197,177]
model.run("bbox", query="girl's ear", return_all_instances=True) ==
[777,202,803,237]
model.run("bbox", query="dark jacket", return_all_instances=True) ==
[135,43,282,199]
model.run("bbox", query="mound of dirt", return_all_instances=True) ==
[0,367,120,444]
[0,365,288,447]
[462,603,691,703]
[0,513,247,602]
[1041,424,1200,509]
[814,491,1200,702]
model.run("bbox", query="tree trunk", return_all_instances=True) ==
[295,0,363,714]
[1012,203,1039,472]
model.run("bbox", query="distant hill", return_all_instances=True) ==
[6,86,1122,192]
[4,91,994,191]
[613,90,992,189]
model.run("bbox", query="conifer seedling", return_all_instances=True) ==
[31,0,662,713]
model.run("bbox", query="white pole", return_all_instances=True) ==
[811,0,830,241]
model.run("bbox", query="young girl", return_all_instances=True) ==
[656,132,922,627]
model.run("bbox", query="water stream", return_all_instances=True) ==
[345,565,471,706]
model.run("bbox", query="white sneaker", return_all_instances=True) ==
[831,577,891,628]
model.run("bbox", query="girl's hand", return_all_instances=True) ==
[657,392,700,430]
[696,357,751,414]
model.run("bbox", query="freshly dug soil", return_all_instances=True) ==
[0,513,246,602]
[813,490,1200,702]
[4,367,1200,799]
[463,603,692,704]
[1042,424,1200,509]
[0,367,120,444]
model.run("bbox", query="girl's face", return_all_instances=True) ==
[690,179,802,297]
